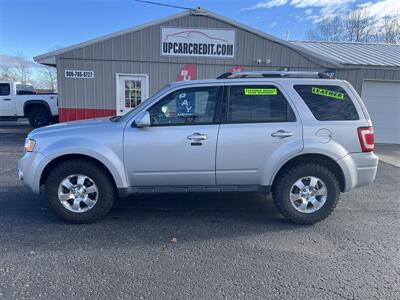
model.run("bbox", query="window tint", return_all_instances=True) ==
[294,85,359,121]
[148,86,219,126]
[227,85,296,123]
[0,83,10,96]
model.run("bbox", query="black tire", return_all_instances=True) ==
[28,107,50,128]
[272,163,340,225]
[44,159,115,223]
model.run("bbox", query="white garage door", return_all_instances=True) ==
[361,80,400,144]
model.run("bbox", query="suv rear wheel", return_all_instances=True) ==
[272,163,340,225]
[44,160,115,223]
[28,106,50,128]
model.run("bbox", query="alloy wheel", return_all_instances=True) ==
[57,174,99,213]
[289,176,328,214]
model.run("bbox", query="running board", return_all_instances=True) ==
[118,185,270,197]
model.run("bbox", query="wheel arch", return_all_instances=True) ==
[271,153,346,192]
[23,100,51,116]
[40,154,118,191]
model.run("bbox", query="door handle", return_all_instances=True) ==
[271,130,293,138]
[187,133,207,141]
[3,98,11,101]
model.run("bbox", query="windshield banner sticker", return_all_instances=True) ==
[244,88,277,96]
[312,87,344,100]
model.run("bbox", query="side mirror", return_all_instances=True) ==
[133,111,151,128]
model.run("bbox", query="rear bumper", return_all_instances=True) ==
[18,151,50,194]
[337,152,379,192]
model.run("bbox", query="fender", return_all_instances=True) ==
[259,136,303,186]
[39,138,128,189]
[266,137,350,187]
[23,100,51,116]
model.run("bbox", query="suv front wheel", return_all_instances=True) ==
[272,163,340,225]
[44,159,115,223]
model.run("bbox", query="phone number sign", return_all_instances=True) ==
[65,70,94,79]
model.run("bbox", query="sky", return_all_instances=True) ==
[0,0,399,61]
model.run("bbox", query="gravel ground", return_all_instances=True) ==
[0,123,399,299]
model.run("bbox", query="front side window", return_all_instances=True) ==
[227,85,296,123]
[0,83,10,96]
[294,85,359,121]
[148,86,219,126]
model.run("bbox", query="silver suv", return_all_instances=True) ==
[18,71,379,224]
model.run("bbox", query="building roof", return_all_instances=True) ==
[34,8,340,66]
[291,41,400,67]
[36,8,399,69]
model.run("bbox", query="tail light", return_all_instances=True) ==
[357,127,374,152]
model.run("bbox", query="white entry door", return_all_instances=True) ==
[117,74,149,115]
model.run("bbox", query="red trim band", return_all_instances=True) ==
[59,108,116,122]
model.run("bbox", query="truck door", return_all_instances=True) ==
[0,82,14,116]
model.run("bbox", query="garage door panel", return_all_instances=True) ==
[374,128,400,144]
[369,112,400,127]
[362,99,399,113]
[362,81,400,97]
[361,80,400,144]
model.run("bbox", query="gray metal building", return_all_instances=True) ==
[34,8,400,143]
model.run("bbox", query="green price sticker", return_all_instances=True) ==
[244,88,277,96]
[312,87,344,100]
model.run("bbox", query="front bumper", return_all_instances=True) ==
[18,151,50,194]
[337,152,379,192]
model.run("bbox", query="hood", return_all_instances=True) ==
[28,117,113,138]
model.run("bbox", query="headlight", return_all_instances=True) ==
[24,139,36,152]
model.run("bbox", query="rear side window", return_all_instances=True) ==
[294,85,359,121]
[227,85,296,123]
[16,84,36,95]
[0,83,10,96]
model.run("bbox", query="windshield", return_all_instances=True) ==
[111,84,171,123]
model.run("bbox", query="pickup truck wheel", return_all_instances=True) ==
[44,160,115,223]
[272,163,340,225]
[28,107,50,128]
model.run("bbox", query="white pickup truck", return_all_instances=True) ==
[0,80,58,127]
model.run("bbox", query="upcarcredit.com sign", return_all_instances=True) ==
[161,27,235,58]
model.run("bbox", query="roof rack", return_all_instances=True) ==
[216,71,332,79]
